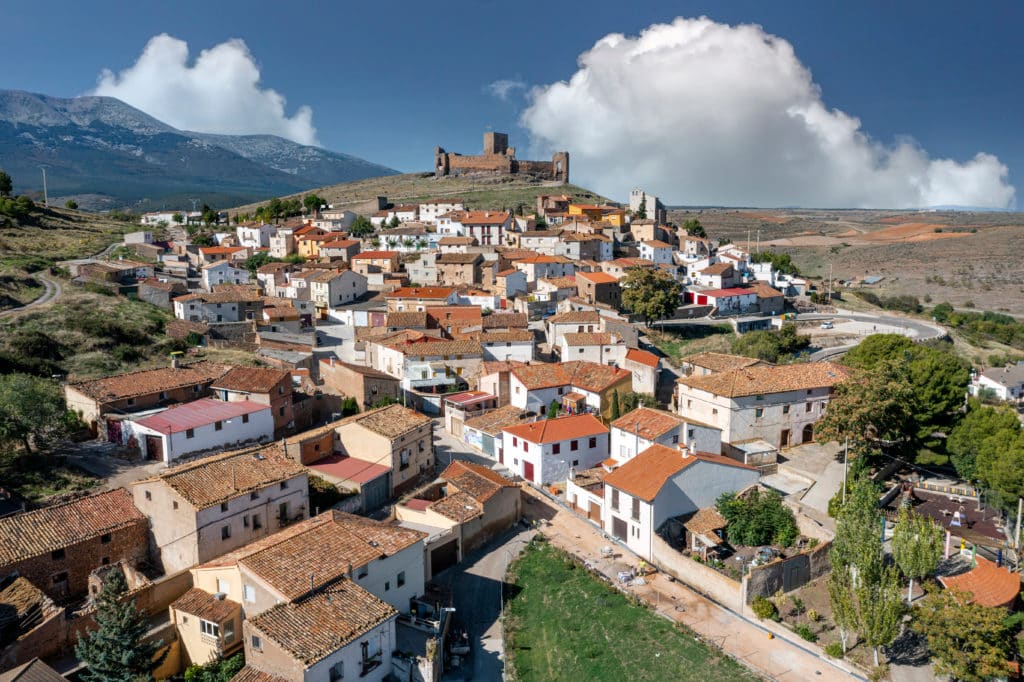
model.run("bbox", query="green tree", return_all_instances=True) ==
[842,334,916,371]
[340,396,360,417]
[827,567,858,654]
[201,204,218,227]
[389,214,400,228]
[730,324,810,363]
[891,507,943,603]
[830,475,883,581]
[303,193,324,216]
[751,251,799,275]
[609,388,620,421]
[349,215,375,237]
[171,211,184,224]
[856,565,903,667]
[947,400,1021,482]
[0,374,68,454]
[620,267,683,327]
[682,218,706,238]
[715,488,798,547]
[620,392,660,412]
[266,197,283,221]
[184,653,244,682]
[75,569,168,681]
[976,427,1024,511]
[547,399,560,419]
[636,196,647,220]
[65,199,78,209]
[911,586,1013,682]
[0,169,12,197]
[243,252,281,274]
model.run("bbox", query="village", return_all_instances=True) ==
[2,134,1023,682]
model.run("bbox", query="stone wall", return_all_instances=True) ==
[745,541,832,603]
[650,534,743,611]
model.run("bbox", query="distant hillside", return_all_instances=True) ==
[0,90,398,211]
[230,172,610,217]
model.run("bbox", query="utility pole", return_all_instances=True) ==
[827,262,833,301]
[39,166,48,207]
[1015,497,1022,570]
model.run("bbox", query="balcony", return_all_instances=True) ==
[360,653,382,677]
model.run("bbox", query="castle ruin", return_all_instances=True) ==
[434,132,569,182]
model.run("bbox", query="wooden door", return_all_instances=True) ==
[589,501,601,522]
[523,461,535,483]
[145,435,163,461]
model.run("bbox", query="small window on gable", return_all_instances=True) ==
[221,502,229,512]
[145,491,152,501]
[51,549,65,561]
[100,533,111,544]
[242,414,249,424]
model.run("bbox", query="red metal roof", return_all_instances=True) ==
[134,399,269,434]
[444,391,495,407]
[307,454,390,485]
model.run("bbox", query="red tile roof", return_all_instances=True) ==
[700,262,734,275]
[212,366,290,394]
[603,444,756,502]
[677,362,849,397]
[611,407,684,440]
[351,250,399,260]
[576,270,619,284]
[700,286,757,298]
[387,286,456,299]
[171,588,239,622]
[502,414,608,444]
[511,360,631,393]
[134,398,269,435]
[938,555,1021,608]
[625,348,660,368]
[440,460,517,503]
[67,361,230,403]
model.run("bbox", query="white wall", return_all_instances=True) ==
[481,341,533,363]
[351,542,425,612]
[678,385,833,447]
[503,431,609,484]
[305,618,396,682]
[131,408,274,464]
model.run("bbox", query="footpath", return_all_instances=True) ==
[519,485,867,682]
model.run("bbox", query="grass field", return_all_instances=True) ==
[645,325,734,366]
[504,541,758,682]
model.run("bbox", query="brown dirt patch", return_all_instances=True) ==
[859,222,969,243]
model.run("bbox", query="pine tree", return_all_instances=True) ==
[609,389,620,420]
[547,399,560,419]
[75,569,167,681]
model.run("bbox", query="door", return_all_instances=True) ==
[145,435,163,461]
[780,429,790,448]
[430,538,460,576]
[802,424,814,443]
[452,418,464,439]
[612,516,628,540]
[106,419,122,444]
[523,461,535,483]
[589,501,601,522]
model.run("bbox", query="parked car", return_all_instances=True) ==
[820,321,834,329]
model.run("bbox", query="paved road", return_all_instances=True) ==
[433,527,535,681]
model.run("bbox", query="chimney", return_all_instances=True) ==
[170,353,179,369]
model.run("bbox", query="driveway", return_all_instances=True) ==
[58,440,166,489]
[433,527,535,681]
[432,418,511,474]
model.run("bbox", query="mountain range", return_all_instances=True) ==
[0,90,397,211]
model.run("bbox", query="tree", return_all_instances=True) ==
[349,215,375,237]
[303,193,324,216]
[683,218,706,238]
[184,653,244,682]
[911,586,1013,682]
[389,215,400,228]
[636,196,647,220]
[947,400,1021,482]
[547,399,560,419]
[828,567,858,654]
[975,427,1024,511]
[609,389,620,420]
[891,507,943,603]
[201,204,218,227]
[75,569,168,681]
[0,169,12,197]
[0,374,68,454]
[830,474,883,581]
[751,251,799,275]
[730,324,810,363]
[620,267,683,327]
[856,565,903,667]
[243,252,280,274]
[716,488,798,547]
[171,212,184,224]
[65,199,78,209]
[620,392,660,412]
[266,197,283,222]
[843,334,916,371]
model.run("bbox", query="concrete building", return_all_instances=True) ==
[128,444,309,573]
[970,363,1024,402]
[559,332,626,366]
[638,240,675,265]
[201,261,251,291]
[350,250,401,276]
[211,366,295,436]
[628,189,667,224]
[622,348,661,395]
[501,414,609,485]
[385,286,458,312]
[169,588,244,667]
[575,270,621,307]
[418,199,466,224]
[236,223,275,249]
[609,407,722,464]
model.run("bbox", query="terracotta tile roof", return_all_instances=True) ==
[476,330,534,343]
[538,276,577,290]
[680,352,767,374]
[387,286,456,300]
[496,268,520,277]
[388,337,482,358]
[257,262,294,274]
[440,460,518,503]
[699,286,756,298]
[481,360,528,375]
[449,210,511,225]
[351,250,399,260]
[677,362,849,398]
[141,443,304,509]
[0,489,145,565]
[547,311,601,324]
[174,289,261,304]
[938,555,1021,608]
[212,366,289,394]
[482,313,528,329]
[321,360,396,381]
[0,657,65,682]
[503,414,608,444]
[437,253,483,265]
[438,236,476,245]
[68,361,230,403]
[576,270,618,284]
[641,240,673,249]
[0,577,57,625]
[238,511,425,600]
[385,311,429,328]
[611,407,684,440]
[511,360,629,393]
[346,404,431,439]
[603,445,755,502]
[247,580,396,665]
[520,229,564,238]
[563,332,616,346]
[231,668,289,682]
[517,255,571,264]
[625,348,660,368]
[171,588,239,622]
[684,507,728,538]
[748,282,784,298]
[429,491,483,522]
[320,239,359,249]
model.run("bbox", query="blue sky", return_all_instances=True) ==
[4,0,1022,207]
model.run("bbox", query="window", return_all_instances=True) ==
[400,450,410,469]
[215,420,223,431]
[200,620,220,638]
[250,491,260,500]
[572,459,579,466]
[127,398,136,406]
[671,435,679,444]
[755,408,764,419]
[51,549,65,561]
[329,661,344,681]
[242,413,249,424]
[552,443,561,455]
[384,581,391,592]
[52,571,68,585]
[279,406,285,416]
[221,525,231,540]
[782,405,790,415]
[512,437,517,448]
[632,497,641,521]
[807,389,813,395]
[253,514,262,530]
[589,437,597,448]
[805,402,813,413]
[251,635,262,651]
[397,571,406,587]
[281,481,289,490]
[145,491,152,501]
[756,394,764,401]
[611,489,620,511]
[193,385,200,393]
[687,399,692,408]
[217,579,230,595]
[570,440,579,452]
[159,391,167,400]
[101,556,110,565]
[357,565,368,579]
[243,515,250,528]
[221,502,229,512]
[243,584,256,603]
[712,408,718,416]
[172,501,178,510]
[186,428,195,439]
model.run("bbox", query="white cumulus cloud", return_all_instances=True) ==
[521,17,1015,209]
[487,78,527,101]
[93,34,318,145]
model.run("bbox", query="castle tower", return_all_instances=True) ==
[483,132,509,156]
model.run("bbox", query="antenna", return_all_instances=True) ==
[39,166,49,207]
[190,198,199,212]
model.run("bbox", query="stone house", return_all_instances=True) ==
[137,278,187,309]
[333,405,435,497]
[574,270,621,307]
[350,250,401,276]
[436,252,483,287]
[211,366,296,436]
[319,358,401,409]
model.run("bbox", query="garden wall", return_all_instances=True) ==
[745,541,832,603]
[650,535,744,611]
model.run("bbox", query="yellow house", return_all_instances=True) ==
[602,208,628,228]
[294,228,330,260]
[568,204,606,221]
[169,588,243,668]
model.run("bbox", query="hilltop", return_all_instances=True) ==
[0,90,397,211]
[229,172,609,217]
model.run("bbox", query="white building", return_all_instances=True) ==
[436,210,513,247]
[598,444,759,560]
[623,348,661,395]
[501,414,610,485]
[675,362,849,448]
[609,407,722,464]
[127,398,274,464]
[418,199,466,224]
[201,260,251,291]
[306,270,369,316]
[478,331,534,363]
[638,240,675,265]
[559,332,626,365]
[970,363,1024,402]
[236,223,276,249]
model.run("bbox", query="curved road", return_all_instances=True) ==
[0,239,120,319]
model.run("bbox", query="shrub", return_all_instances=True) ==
[794,624,818,642]
[751,595,778,621]
[824,642,844,658]
[807,608,820,622]
[790,596,804,615]
[716,488,799,547]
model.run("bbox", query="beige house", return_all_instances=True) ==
[319,357,401,409]
[623,348,662,395]
[436,252,484,286]
[334,405,434,496]
[169,588,243,667]
[350,250,401,276]
[128,444,309,573]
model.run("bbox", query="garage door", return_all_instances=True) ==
[431,538,460,576]
[612,516,627,541]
